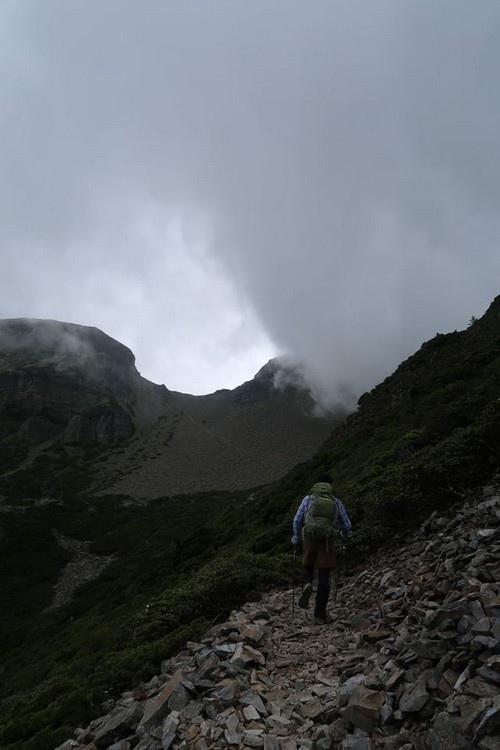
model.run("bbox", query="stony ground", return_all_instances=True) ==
[91,386,339,500]
[48,532,115,610]
[57,485,499,750]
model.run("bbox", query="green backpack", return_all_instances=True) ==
[303,482,339,543]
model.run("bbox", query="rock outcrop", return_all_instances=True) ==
[47,532,115,610]
[56,485,499,750]
[0,319,137,446]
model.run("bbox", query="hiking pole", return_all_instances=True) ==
[291,547,297,621]
[331,538,348,604]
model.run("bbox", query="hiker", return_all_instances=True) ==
[291,473,352,624]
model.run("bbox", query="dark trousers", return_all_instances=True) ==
[301,533,336,618]
[302,534,337,617]
[302,565,330,618]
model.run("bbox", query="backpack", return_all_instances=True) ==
[303,482,339,544]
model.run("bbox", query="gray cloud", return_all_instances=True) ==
[1,1,499,403]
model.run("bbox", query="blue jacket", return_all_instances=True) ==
[292,494,352,545]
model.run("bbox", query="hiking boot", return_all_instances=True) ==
[313,612,333,625]
[298,583,312,609]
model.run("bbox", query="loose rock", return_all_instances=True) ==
[57,485,500,750]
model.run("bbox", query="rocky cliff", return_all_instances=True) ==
[0,318,138,446]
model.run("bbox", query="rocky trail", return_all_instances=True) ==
[57,486,499,750]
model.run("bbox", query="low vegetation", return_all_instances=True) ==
[0,297,499,749]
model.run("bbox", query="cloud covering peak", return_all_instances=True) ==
[1,1,499,402]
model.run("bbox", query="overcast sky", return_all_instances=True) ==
[1,1,499,403]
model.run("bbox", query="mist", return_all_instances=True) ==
[1,1,499,404]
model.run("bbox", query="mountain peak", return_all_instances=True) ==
[0,319,339,497]
[253,357,306,388]
[0,318,136,371]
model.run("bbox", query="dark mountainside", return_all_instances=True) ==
[0,318,342,498]
[0,297,499,749]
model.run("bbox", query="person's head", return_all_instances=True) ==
[316,473,333,485]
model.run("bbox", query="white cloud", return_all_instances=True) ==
[2,210,275,393]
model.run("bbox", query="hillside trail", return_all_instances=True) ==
[58,485,499,750]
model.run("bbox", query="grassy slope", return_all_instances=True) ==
[324,297,500,545]
[1,297,499,749]
[0,490,295,750]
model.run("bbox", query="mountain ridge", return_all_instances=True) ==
[0,318,343,498]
